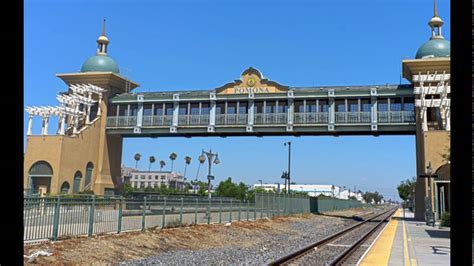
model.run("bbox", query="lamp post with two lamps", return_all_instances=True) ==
[419,161,438,226]
[283,142,291,194]
[199,149,220,224]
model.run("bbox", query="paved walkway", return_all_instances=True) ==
[360,208,450,266]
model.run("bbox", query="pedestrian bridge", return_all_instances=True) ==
[105,68,416,137]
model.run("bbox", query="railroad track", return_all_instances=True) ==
[269,206,398,266]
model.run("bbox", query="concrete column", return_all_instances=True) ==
[97,94,103,116]
[422,107,428,131]
[248,99,254,125]
[59,114,66,135]
[209,101,216,126]
[27,115,33,135]
[137,96,144,128]
[86,103,92,124]
[43,115,49,135]
[172,102,179,127]
[445,108,450,131]
[370,96,378,131]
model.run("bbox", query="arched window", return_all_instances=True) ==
[60,182,70,194]
[28,161,53,195]
[72,171,82,193]
[84,162,94,189]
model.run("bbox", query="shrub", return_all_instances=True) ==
[441,212,450,227]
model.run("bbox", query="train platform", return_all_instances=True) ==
[360,208,450,266]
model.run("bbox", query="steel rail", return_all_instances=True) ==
[329,207,398,265]
[268,206,398,266]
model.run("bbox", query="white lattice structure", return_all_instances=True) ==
[25,84,106,136]
[413,71,450,131]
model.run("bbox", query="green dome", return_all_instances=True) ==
[415,39,450,59]
[81,55,120,73]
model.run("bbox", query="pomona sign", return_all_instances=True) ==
[216,67,289,95]
[233,87,271,94]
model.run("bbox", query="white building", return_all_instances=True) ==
[121,164,137,184]
[130,171,185,190]
[338,190,363,202]
[253,183,341,197]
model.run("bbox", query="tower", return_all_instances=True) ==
[24,20,139,196]
[402,0,450,221]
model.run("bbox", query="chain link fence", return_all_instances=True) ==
[24,193,311,242]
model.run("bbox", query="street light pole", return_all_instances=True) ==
[284,142,291,194]
[201,149,220,224]
[259,179,263,189]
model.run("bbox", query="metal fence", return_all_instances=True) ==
[309,197,363,213]
[24,193,310,242]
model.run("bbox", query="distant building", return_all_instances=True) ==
[121,164,137,184]
[253,183,340,198]
[338,190,363,202]
[130,171,184,190]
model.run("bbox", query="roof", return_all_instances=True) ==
[435,163,450,181]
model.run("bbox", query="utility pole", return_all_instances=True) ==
[284,142,291,194]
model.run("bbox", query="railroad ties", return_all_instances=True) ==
[269,207,398,266]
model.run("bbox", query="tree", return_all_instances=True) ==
[159,160,166,171]
[183,156,192,180]
[169,153,177,172]
[442,148,450,163]
[123,182,136,197]
[397,177,416,202]
[148,156,156,171]
[348,195,357,200]
[134,153,141,169]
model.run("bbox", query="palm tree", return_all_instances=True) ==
[169,152,177,172]
[183,156,192,191]
[148,156,156,171]
[134,153,141,169]
[159,160,166,171]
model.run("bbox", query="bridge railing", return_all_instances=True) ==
[106,111,415,129]
[215,114,247,125]
[293,112,329,124]
[254,113,288,125]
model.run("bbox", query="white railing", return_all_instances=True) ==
[378,111,415,123]
[254,113,287,125]
[177,115,209,126]
[215,114,247,125]
[335,112,371,124]
[293,113,329,124]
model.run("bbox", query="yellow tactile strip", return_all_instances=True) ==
[359,209,400,266]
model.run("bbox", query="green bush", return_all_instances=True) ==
[441,212,450,227]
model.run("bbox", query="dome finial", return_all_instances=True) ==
[433,0,438,17]
[96,19,110,55]
[428,0,444,40]
[102,18,106,36]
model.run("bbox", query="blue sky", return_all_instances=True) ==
[24,0,450,200]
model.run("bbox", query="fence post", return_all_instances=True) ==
[238,200,241,221]
[117,197,123,233]
[180,197,183,225]
[162,197,167,228]
[52,196,61,241]
[247,200,250,221]
[260,193,263,219]
[219,199,222,224]
[272,193,276,218]
[194,198,198,224]
[141,196,147,231]
[229,198,233,223]
[88,195,96,237]
[254,198,257,220]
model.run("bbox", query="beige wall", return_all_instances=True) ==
[24,72,134,196]
[414,129,450,220]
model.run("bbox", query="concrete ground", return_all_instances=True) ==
[361,208,450,266]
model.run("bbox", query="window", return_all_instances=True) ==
[319,100,329,112]
[294,101,304,113]
[154,104,164,116]
[403,98,415,111]
[335,100,345,112]
[255,101,264,114]
[165,103,174,115]
[60,182,70,194]
[276,101,288,113]
[238,102,248,114]
[148,175,152,180]
[265,101,275,113]
[118,104,129,116]
[179,103,188,115]
[129,104,139,116]
[216,102,225,115]
[390,98,402,111]
[201,103,210,115]
[108,105,118,116]
[72,171,82,193]
[143,104,153,116]
[141,175,146,179]
[378,98,388,112]
[84,162,93,188]
[190,103,200,115]
[361,99,371,112]
[155,175,159,180]
[348,100,358,112]
[227,102,237,114]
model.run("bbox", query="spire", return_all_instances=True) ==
[101,18,106,36]
[96,18,110,55]
[428,0,444,40]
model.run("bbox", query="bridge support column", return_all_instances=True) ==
[247,95,254,132]
[171,94,179,133]
[286,90,294,132]
[370,88,378,131]
[328,89,335,131]
[135,94,144,134]
[208,92,216,132]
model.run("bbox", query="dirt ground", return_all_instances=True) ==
[24,214,317,265]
